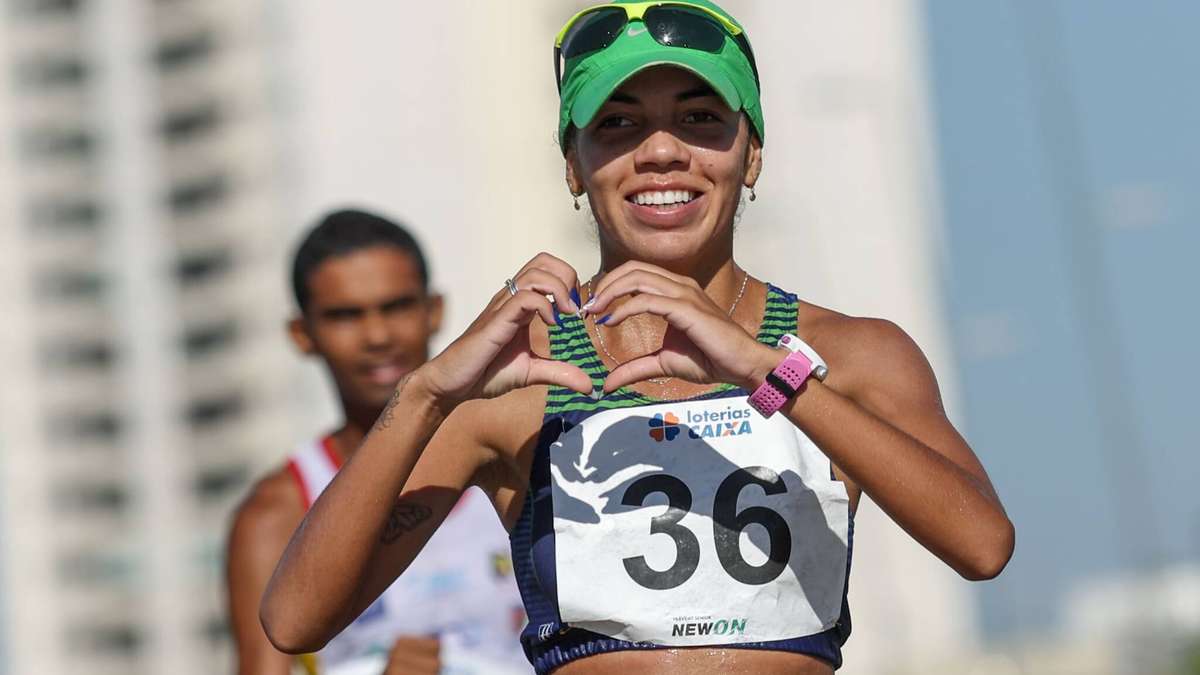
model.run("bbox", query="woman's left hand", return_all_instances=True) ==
[586,262,777,393]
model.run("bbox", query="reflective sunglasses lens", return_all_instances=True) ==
[643,7,727,53]
[561,8,627,60]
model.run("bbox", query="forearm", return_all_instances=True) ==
[261,374,448,650]
[782,382,1013,579]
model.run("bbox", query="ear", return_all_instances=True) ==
[287,316,318,355]
[743,132,763,189]
[564,146,585,198]
[425,292,445,335]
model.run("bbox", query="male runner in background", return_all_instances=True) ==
[226,209,527,675]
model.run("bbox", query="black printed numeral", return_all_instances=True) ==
[620,467,791,589]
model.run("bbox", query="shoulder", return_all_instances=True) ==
[228,467,306,555]
[797,302,943,416]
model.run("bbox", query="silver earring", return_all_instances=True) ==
[573,195,581,210]
[749,187,757,202]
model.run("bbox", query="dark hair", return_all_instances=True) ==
[291,208,429,312]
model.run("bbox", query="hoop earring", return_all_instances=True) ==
[573,194,581,210]
[749,187,757,202]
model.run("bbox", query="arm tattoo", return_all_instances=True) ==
[372,375,410,432]
[380,500,432,544]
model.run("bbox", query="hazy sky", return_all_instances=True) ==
[924,0,1200,638]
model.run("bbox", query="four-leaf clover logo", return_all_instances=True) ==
[648,412,681,442]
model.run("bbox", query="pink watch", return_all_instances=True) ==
[748,334,827,417]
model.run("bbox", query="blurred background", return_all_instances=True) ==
[0,0,1195,673]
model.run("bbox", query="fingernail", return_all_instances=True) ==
[596,314,611,325]
[570,288,581,307]
[589,385,605,400]
[577,297,597,319]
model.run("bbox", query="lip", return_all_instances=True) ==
[623,191,707,228]
[361,362,409,387]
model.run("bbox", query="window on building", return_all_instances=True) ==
[186,392,243,429]
[40,339,116,370]
[162,101,220,142]
[199,614,229,647]
[18,54,88,88]
[175,246,232,285]
[36,268,106,302]
[193,463,248,503]
[21,126,95,161]
[14,0,83,16]
[49,410,123,443]
[167,172,228,215]
[182,319,238,358]
[154,30,214,70]
[53,480,129,514]
[68,622,143,656]
[57,550,133,585]
[29,196,103,232]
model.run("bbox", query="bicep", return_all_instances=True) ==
[848,320,1000,501]
[226,505,297,675]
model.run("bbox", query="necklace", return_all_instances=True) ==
[587,270,750,386]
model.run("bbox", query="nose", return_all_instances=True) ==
[361,311,393,350]
[633,129,691,172]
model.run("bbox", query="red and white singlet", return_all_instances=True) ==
[287,436,530,675]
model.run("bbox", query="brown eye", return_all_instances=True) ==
[683,111,720,124]
[597,115,635,129]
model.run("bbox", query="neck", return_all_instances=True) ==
[597,241,738,297]
[328,403,379,462]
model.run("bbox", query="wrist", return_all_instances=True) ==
[405,366,459,423]
[740,341,786,391]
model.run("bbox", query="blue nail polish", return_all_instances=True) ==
[570,287,581,307]
[596,314,612,325]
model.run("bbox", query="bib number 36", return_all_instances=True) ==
[620,466,792,590]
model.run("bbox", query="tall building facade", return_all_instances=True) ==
[0,1,294,673]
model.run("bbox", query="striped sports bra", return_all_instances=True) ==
[510,284,855,674]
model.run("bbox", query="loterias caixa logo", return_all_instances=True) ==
[648,406,754,442]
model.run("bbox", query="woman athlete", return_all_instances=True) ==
[262,1,1014,673]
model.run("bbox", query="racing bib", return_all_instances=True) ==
[550,397,850,646]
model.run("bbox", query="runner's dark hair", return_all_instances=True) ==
[291,208,429,312]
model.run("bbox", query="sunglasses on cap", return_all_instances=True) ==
[554,1,761,93]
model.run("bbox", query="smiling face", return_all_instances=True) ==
[567,66,762,272]
[288,246,443,418]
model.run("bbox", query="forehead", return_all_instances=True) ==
[307,246,422,306]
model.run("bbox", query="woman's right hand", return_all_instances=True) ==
[415,253,593,407]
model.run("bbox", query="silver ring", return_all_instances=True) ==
[504,278,519,297]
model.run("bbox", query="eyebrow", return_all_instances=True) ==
[607,84,720,106]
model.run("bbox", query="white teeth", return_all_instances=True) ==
[633,190,695,206]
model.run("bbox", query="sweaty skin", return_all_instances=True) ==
[260,68,1013,673]
[226,246,443,675]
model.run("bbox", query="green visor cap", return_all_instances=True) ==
[557,0,763,150]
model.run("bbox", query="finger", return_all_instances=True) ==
[516,252,580,301]
[593,260,695,297]
[603,354,668,393]
[525,358,595,395]
[514,268,578,313]
[499,290,560,329]
[601,293,701,333]
[588,269,690,316]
